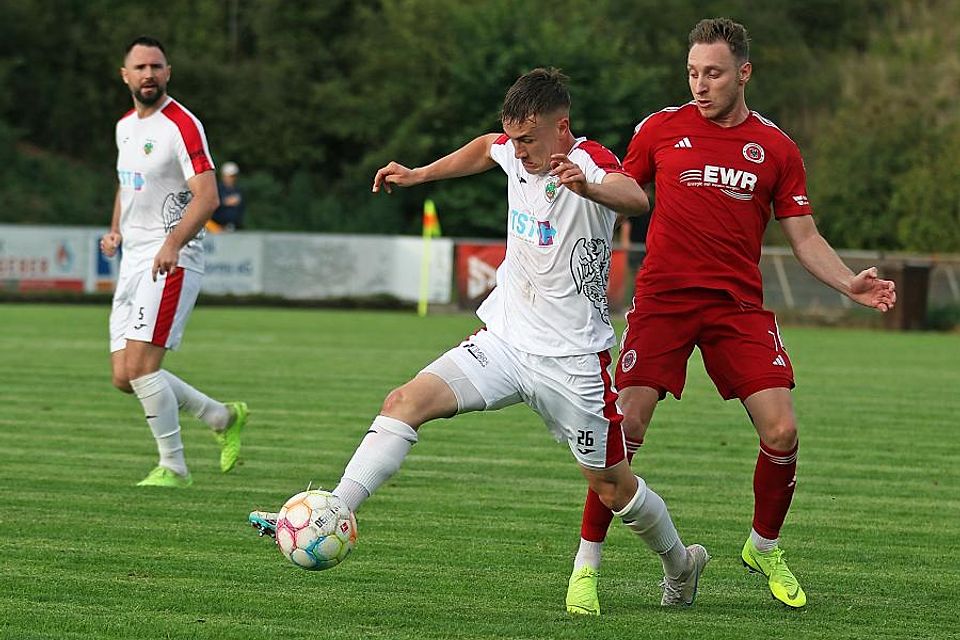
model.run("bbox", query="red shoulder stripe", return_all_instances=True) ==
[578,140,628,176]
[161,101,213,175]
[493,134,509,145]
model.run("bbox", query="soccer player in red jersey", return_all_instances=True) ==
[565,18,897,612]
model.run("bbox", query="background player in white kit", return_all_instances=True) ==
[250,68,709,610]
[100,36,248,488]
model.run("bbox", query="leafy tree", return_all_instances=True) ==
[809,0,960,251]
[0,0,947,249]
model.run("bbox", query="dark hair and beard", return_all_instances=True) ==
[133,84,165,106]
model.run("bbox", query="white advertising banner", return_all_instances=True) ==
[201,233,263,295]
[261,234,452,303]
[0,225,452,303]
[0,225,93,292]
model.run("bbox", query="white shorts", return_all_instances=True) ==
[109,266,202,353]
[421,329,625,470]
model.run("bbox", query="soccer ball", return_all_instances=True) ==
[275,489,358,570]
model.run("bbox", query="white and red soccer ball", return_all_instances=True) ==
[275,490,358,570]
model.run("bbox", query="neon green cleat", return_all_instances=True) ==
[565,566,600,616]
[216,401,248,473]
[741,538,807,608]
[136,466,193,488]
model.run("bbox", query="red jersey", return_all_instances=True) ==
[624,102,813,306]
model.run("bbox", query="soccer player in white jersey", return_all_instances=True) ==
[100,36,248,488]
[250,68,709,610]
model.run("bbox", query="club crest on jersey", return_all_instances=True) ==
[544,176,560,202]
[621,349,637,372]
[742,142,765,164]
[144,139,157,155]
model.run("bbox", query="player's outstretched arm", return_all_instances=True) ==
[372,134,500,194]
[549,154,649,216]
[780,215,897,312]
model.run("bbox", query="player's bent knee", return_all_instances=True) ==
[380,380,456,427]
[111,375,133,393]
[381,386,414,416]
[589,481,619,510]
[584,471,630,511]
[762,419,798,450]
[620,412,650,440]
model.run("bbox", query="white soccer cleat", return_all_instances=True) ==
[660,544,710,606]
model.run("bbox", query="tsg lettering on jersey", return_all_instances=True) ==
[118,170,146,191]
[509,209,557,247]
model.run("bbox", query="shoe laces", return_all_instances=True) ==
[765,547,799,587]
[659,576,685,605]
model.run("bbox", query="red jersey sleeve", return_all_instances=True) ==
[772,141,814,219]
[622,116,658,186]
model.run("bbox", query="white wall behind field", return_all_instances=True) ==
[1,224,958,319]
[0,225,453,304]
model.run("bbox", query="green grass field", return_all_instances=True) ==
[1,304,957,640]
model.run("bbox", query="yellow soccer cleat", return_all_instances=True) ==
[741,538,807,608]
[565,566,601,616]
[136,465,193,488]
[216,401,248,473]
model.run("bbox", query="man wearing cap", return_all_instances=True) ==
[210,161,245,232]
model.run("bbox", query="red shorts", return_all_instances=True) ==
[616,289,795,401]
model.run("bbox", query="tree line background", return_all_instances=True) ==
[1,0,957,251]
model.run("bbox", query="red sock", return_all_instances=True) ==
[580,439,642,542]
[752,440,798,539]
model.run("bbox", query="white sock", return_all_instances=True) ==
[750,529,779,553]
[573,538,603,571]
[160,370,230,431]
[130,371,188,477]
[613,475,687,579]
[334,415,418,512]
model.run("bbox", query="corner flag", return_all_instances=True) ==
[418,199,441,317]
[422,199,441,237]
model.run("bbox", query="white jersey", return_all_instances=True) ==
[115,96,214,275]
[478,136,626,356]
